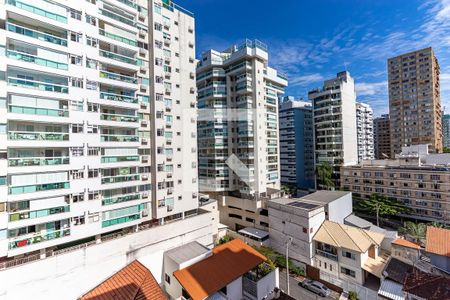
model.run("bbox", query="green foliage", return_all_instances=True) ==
[357,193,409,226]
[443,147,450,153]
[281,184,296,196]
[258,260,276,277]
[399,222,427,244]
[254,246,305,277]
[316,162,334,190]
[218,235,233,245]
[348,291,358,300]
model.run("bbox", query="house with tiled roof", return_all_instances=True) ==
[163,239,280,300]
[391,238,422,265]
[79,260,167,300]
[425,226,450,272]
[402,268,450,300]
[312,220,387,285]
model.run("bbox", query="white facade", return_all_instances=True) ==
[196,40,287,231]
[309,71,358,185]
[0,0,201,263]
[356,102,374,162]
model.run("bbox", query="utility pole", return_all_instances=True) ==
[285,236,293,295]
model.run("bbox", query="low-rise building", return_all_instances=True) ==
[391,239,422,265]
[341,144,450,224]
[164,239,279,300]
[402,268,450,300]
[312,220,385,285]
[425,226,450,272]
[268,191,352,265]
[378,257,412,300]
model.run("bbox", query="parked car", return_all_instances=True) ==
[299,279,331,297]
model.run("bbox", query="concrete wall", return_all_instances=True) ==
[326,193,353,223]
[0,212,214,300]
[256,268,279,300]
[429,253,449,272]
[226,276,243,300]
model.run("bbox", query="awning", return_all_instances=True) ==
[238,227,269,240]
[378,279,405,300]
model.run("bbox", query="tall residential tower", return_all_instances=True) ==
[356,102,374,162]
[197,40,287,231]
[374,114,391,159]
[388,47,443,156]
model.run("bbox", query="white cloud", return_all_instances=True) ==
[355,81,388,96]
[289,74,325,87]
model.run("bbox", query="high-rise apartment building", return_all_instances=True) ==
[388,47,443,156]
[308,71,358,186]
[443,114,450,148]
[196,40,288,231]
[374,114,391,159]
[356,102,374,162]
[279,96,315,192]
[0,0,203,264]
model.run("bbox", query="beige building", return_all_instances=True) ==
[341,145,450,224]
[374,114,391,159]
[388,47,443,156]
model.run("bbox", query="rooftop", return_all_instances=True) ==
[392,239,422,250]
[165,241,210,265]
[301,191,351,203]
[403,268,450,300]
[313,220,384,253]
[80,260,167,300]
[383,257,413,284]
[425,226,450,257]
[173,239,266,300]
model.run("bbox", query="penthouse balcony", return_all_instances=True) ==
[99,5,136,27]
[6,21,68,47]
[6,0,68,23]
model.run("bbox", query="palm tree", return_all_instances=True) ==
[399,222,427,245]
[358,193,409,226]
[316,162,334,190]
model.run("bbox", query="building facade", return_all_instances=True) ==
[388,47,443,156]
[443,114,450,149]
[356,102,374,162]
[374,114,391,159]
[196,40,287,231]
[279,96,315,192]
[341,146,450,224]
[0,0,202,262]
[309,71,358,186]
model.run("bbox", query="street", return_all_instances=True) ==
[279,270,337,300]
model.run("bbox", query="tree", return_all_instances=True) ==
[316,162,334,190]
[443,147,450,153]
[358,193,409,226]
[281,184,296,196]
[399,222,427,245]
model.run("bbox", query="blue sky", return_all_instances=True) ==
[180,0,450,117]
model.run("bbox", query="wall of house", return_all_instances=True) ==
[0,212,214,299]
[227,276,243,300]
[326,194,353,223]
[256,267,279,300]
[391,244,420,265]
[338,249,366,285]
[429,253,449,272]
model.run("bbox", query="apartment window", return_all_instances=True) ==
[154,3,161,14]
[342,251,356,260]
[341,267,355,278]
[155,40,163,49]
[72,215,85,226]
[70,9,81,20]
[229,213,242,220]
[0,176,6,186]
[71,170,84,179]
[260,221,269,227]
[165,273,170,284]
[71,147,84,157]
[86,80,98,90]
[88,191,100,201]
[72,124,84,133]
[70,32,82,42]
[72,193,84,203]
[85,14,96,25]
[86,36,98,47]
[154,23,163,31]
[87,125,98,134]
[70,100,83,111]
[88,147,99,156]
[70,55,82,65]
[155,58,163,66]
[88,169,99,178]
[71,78,83,88]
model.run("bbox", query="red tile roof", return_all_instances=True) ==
[403,268,450,300]
[173,239,267,300]
[392,239,421,249]
[80,260,167,300]
[425,226,450,257]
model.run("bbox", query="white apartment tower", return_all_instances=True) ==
[0,0,203,265]
[308,71,358,186]
[197,40,288,231]
[356,102,374,162]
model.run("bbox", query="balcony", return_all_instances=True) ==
[102,192,140,206]
[9,181,70,195]
[99,8,135,27]
[315,249,338,261]
[101,155,139,163]
[8,77,68,93]
[9,227,70,250]
[7,49,68,70]
[100,134,139,142]
[100,113,138,123]
[7,0,68,23]
[99,50,137,65]
[101,174,140,184]
[9,156,69,167]
[98,29,137,47]
[9,206,70,222]
[99,91,138,104]
[8,131,69,141]
[100,70,137,84]
[7,22,68,47]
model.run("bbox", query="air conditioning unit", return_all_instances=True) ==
[141,155,149,162]
[142,209,149,217]
[142,192,149,198]
[142,174,148,181]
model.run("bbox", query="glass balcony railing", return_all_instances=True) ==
[7,0,68,23]
[100,134,139,142]
[101,156,139,163]
[9,105,69,117]
[99,50,137,65]
[8,131,69,141]
[100,113,138,123]
[7,23,68,47]
[99,91,138,104]
[102,214,140,227]
[315,249,338,261]
[100,71,137,84]
[9,182,70,195]
[9,156,69,167]
[101,174,140,184]
[8,77,69,93]
[98,29,137,47]
[99,8,135,27]
[116,0,138,9]
[7,50,68,70]
[9,228,70,250]
[102,192,140,205]
[9,206,70,222]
